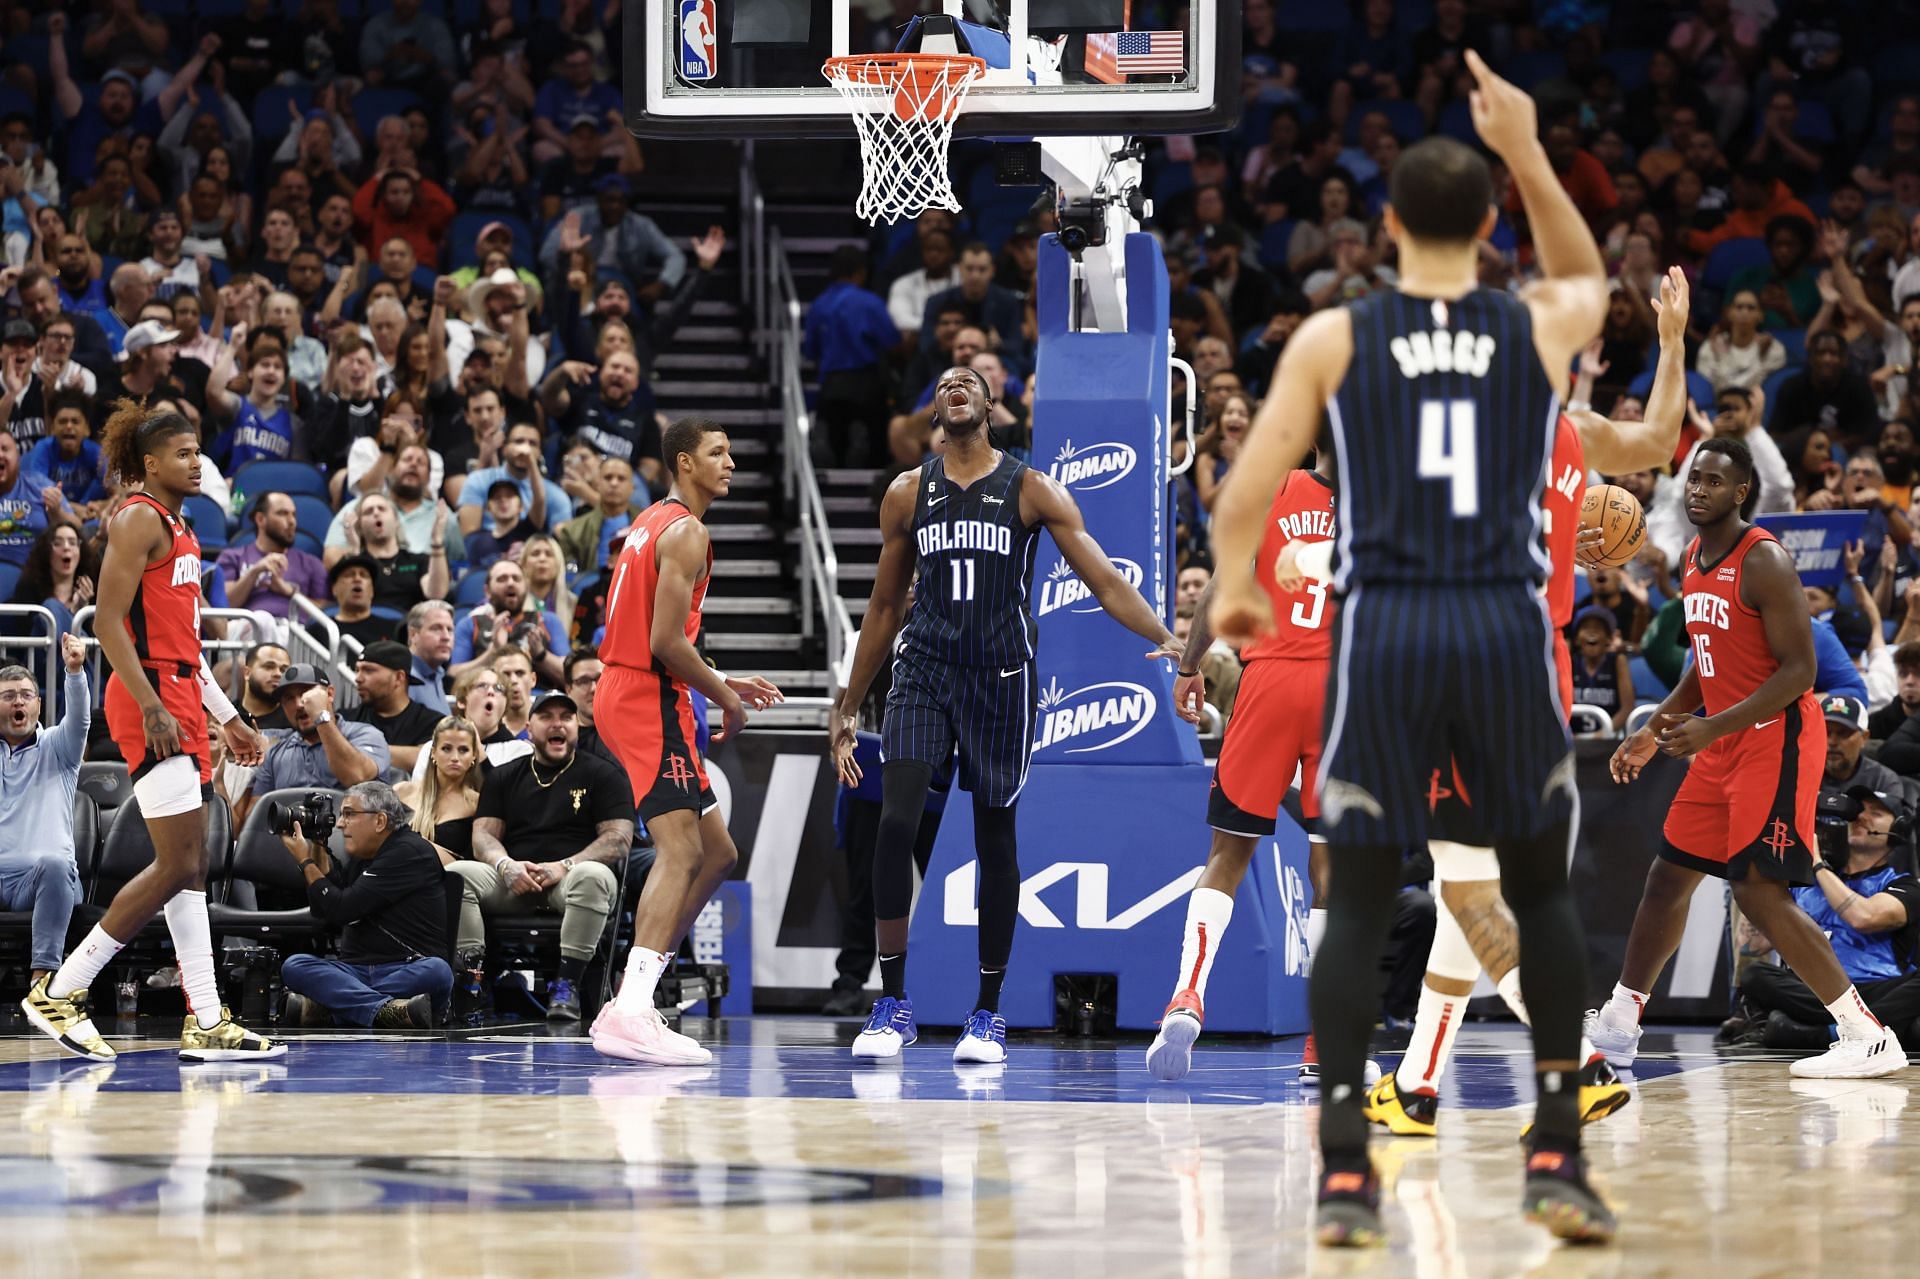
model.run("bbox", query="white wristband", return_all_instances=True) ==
[197,658,240,726]
[1295,541,1335,584]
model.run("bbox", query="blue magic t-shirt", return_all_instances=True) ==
[23,437,107,507]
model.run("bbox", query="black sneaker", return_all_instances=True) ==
[1523,1146,1617,1244]
[545,978,581,1022]
[1762,1010,1832,1050]
[1314,1163,1384,1247]
[282,992,332,1028]
[821,986,869,1017]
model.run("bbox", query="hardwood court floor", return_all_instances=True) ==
[0,1017,1912,1278]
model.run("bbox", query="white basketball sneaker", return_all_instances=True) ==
[1790,1024,1906,1079]
[1582,1007,1643,1068]
[851,996,918,1059]
[590,1003,713,1065]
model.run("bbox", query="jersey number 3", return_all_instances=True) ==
[1290,579,1328,629]
[1417,399,1479,518]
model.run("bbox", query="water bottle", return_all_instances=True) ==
[116,977,138,1020]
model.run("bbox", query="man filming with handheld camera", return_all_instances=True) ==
[1729,784,1920,1053]
[277,782,453,1030]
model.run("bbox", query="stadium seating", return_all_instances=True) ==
[233,459,333,504]
[207,788,334,947]
[0,794,97,963]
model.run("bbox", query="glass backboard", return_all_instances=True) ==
[625,0,1240,140]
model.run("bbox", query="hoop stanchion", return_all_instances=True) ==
[822,53,986,224]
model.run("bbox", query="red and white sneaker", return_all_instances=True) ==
[1146,990,1204,1081]
[1298,1033,1381,1088]
[590,1003,713,1065]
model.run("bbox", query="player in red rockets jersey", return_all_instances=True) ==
[591,418,783,1067]
[1147,449,1345,1081]
[22,402,280,1065]
[1591,436,1906,1079]
[1365,270,1710,1137]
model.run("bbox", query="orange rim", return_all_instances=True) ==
[823,52,987,116]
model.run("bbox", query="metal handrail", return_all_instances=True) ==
[739,150,857,695]
[70,603,335,707]
[0,603,63,725]
[284,593,352,702]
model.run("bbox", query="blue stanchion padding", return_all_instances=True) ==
[906,764,1309,1031]
[1028,232,1198,767]
[688,880,752,1018]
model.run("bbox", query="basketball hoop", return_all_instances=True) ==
[822,53,987,225]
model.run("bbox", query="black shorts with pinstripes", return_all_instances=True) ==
[880,647,1036,809]
[1319,582,1574,847]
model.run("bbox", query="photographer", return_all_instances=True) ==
[278,782,453,1029]
[1736,786,1920,1051]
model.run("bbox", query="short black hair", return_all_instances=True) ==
[1388,138,1493,244]
[1715,385,1751,406]
[249,490,291,526]
[1697,434,1754,484]
[1764,214,1814,251]
[661,416,724,477]
[1808,329,1847,354]
[46,386,91,421]
[245,640,288,666]
[829,244,868,281]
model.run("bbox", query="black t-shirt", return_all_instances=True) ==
[367,549,429,612]
[308,393,381,473]
[344,697,440,749]
[477,749,634,863]
[329,612,401,649]
[6,373,47,448]
[1869,701,1913,741]
[305,828,448,963]
[539,156,615,213]
[562,382,660,466]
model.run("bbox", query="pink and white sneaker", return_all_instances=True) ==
[590,1003,713,1065]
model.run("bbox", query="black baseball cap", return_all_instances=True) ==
[360,640,412,673]
[327,553,379,589]
[530,689,577,715]
[2,318,35,345]
[1844,784,1911,822]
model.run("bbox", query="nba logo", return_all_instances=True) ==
[679,0,717,82]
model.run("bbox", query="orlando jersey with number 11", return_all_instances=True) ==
[1328,289,1562,589]
[899,452,1041,667]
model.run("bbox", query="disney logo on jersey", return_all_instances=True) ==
[1048,439,1136,492]
[1035,556,1143,618]
[170,553,203,588]
[1389,328,1497,380]
[1032,676,1156,755]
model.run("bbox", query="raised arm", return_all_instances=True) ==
[829,473,920,785]
[1466,50,1607,394]
[1023,469,1183,664]
[1576,267,1691,473]
[47,15,81,121]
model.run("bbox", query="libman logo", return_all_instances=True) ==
[1032,676,1156,754]
[1049,439,1136,492]
[1034,556,1143,617]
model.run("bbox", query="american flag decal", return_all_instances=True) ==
[1114,29,1185,75]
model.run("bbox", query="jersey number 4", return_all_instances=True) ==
[1417,399,1479,518]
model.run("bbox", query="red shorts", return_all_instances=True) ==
[597,664,715,822]
[1208,656,1325,836]
[104,663,212,787]
[1661,693,1823,883]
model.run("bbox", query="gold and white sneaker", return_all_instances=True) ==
[22,976,116,1062]
[179,1008,287,1062]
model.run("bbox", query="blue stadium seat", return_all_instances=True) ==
[451,570,492,607]
[1436,99,1478,145]
[1274,0,1348,31]
[294,530,324,558]
[290,495,335,544]
[232,459,332,503]
[0,84,33,125]
[1701,237,1770,291]
[1629,656,1668,704]
[1763,363,1802,408]
[1625,368,1715,409]
[1257,219,1297,274]
[251,84,315,148]
[448,211,534,269]
[1149,161,1194,211]
[1345,99,1425,144]
[1598,49,1651,91]
[0,563,19,603]
[181,494,231,548]
[353,88,424,144]
[1767,327,1808,367]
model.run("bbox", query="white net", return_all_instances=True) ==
[823,55,986,225]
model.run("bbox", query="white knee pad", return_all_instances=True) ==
[1425,893,1482,983]
[132,755,202,819]
[1430,840,1500,885]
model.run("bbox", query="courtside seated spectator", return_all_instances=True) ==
[449,558,569,687]
[279,780,453,1030]
[219,492,331,622]
[240,665,388,827]
[326,554,400,649]
[452,690,633,1021]
[346,640,442,775]
[407,600,457,717]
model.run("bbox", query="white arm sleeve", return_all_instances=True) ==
[1295,540,1335,584]
[198,659,240,726]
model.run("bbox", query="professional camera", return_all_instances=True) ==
[267,791,337,841]
[1815,790,1861,861]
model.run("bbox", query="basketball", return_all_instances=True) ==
[1581,484,1647,568]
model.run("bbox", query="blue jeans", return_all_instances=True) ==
[280,954,454,1027]
[0,856,81,973]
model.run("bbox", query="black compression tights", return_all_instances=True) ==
[873,764,1019,976]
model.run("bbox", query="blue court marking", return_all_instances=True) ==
[0,1021,1727,1104]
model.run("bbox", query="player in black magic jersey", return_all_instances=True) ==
[830,366,1190,1064]
[1209,54,1615,1246]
